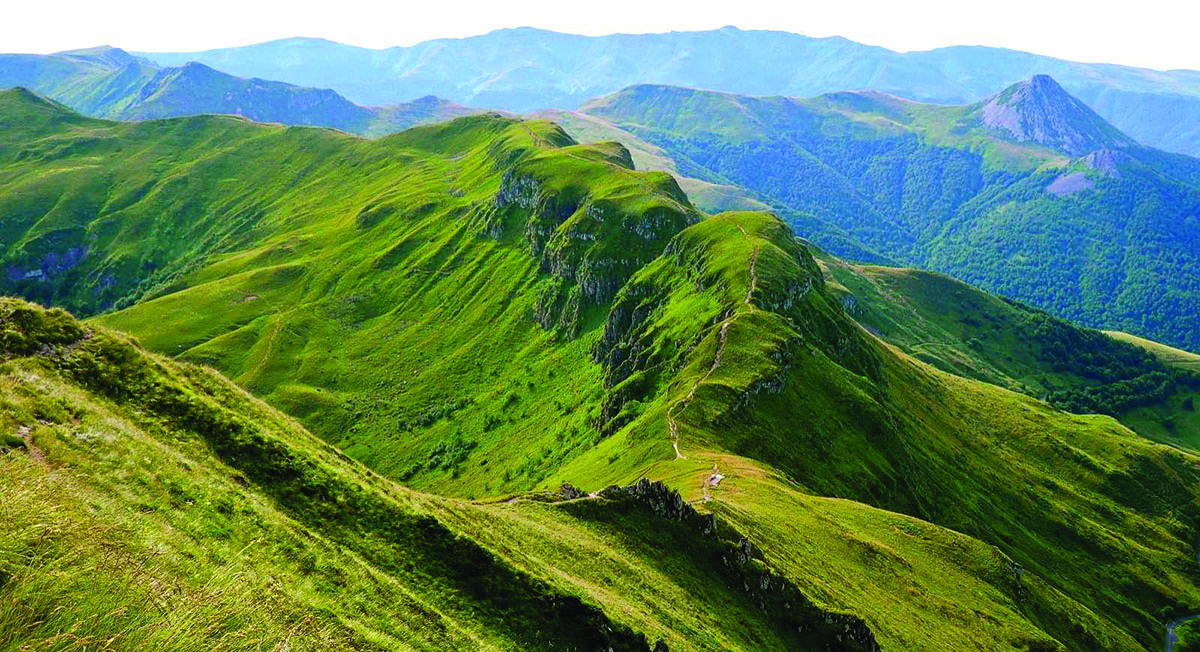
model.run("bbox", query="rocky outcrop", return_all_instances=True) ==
[977,75,1136,155]
[1080,148,1128,177]
[1045,171,1094,196]
[561,479,881,651]
[494,153,698,337]
[4,246,87,283]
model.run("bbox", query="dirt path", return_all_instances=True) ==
[744,247,759,310]
[667,315,733,459]
[18,425,45,465]
[665,240,758,461]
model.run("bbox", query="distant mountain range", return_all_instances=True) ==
[4,36,1198,351]
[133,26,1200,156]
[578,76,1200,351]
[0,46,478,136]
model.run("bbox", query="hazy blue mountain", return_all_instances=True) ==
[580,77,1200,351]
[0,47,477,135]
[136,27,1200,155]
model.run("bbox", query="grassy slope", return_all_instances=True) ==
[0,299,1155,652]
[5,95,1200,648]
[1106,331,1200,449]
[0,89,698,499]
[546,212,1200,649]
[0,299,659,650]
[1,298,908,651]
[814,251,1200,449]
[580,83,1200,353]
[532,108,769,213]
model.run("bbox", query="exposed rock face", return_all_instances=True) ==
[978,75,1136,155]
[597,478,700,523]
[494,157,697,338]
[567,479,881,652]
[1045,171,1094,196]
[559,483,588,500]
[1080,148,1128,177]
[4,246,87,283]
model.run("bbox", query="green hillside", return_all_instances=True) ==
[0,298,893,651]
[0,49,476,136]
[812,250,1200,449]
[4,90,1200,649]
[532,108,769,214]
[580,79,1200,352]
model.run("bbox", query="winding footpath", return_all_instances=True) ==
[19,425,45,466]
[666,225,759,461]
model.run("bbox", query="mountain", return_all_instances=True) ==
[578,78,1200,352]
[123,61,373,130]
[0,46,159,116]
[975,74,1137,155]
[0,298,888,651]
[531,108,770,214]
[812,246,1200,448]
[3,89,1200,649]
[0,47,478,135]
[133,27,1200,156]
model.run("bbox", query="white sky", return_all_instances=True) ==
[6,0,1200,71]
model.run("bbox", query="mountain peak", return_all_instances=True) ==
[56,45,141,68]
[2,86,67,110]
[977,75,1136,155]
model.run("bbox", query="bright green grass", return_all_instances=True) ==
[813,251,1200,449]
[0,89,697,500]
[2,297,890,651]
[544,211,1200,649]
[0,297,1170,651]
[5,93,1200,649]
[13,296,1138,651]
[533,108,770,213]
[580,83,1200,353]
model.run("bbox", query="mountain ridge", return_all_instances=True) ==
[579,77,1200,352]
[3,92,1200,648]
[974,74,1137,154]
[0,50,479,137]
[127,26,1200,155]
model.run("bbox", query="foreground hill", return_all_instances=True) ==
[0,298,887,650]
[0,47,476,135]
[580,78,1200,351]
[3,91,1200,648]
[134,27,1200,156]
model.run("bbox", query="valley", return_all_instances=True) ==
[578,78,1200,353]
[2,20,1200,651]
[1,88,1199,649]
